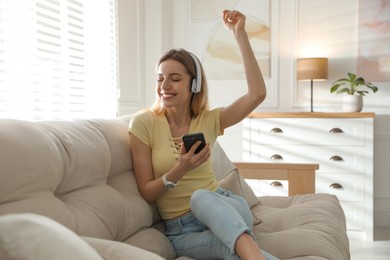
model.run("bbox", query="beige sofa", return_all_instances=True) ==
[0,116,350,260]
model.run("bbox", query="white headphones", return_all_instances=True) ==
[188,52,202,93]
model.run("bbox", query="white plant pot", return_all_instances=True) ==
[342,95,363,112]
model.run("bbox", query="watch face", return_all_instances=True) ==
[162,174,176,189]
[165,183,175,189]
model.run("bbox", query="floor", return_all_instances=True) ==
[349,227,390,260]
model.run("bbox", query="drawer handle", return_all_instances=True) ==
[330,155,344,161]
[329,127,344,134]
[329,183,344,189]
[270,154,283,160]
[270,181,283,187]
[270,127,283,133]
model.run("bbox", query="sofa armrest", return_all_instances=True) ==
[233,162,319,196]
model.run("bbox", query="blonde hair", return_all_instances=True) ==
[150,49,209,118]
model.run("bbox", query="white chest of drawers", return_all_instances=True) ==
[243,112,375,240]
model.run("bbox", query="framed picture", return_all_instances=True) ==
[358,0,390,82]
[190,0,279,108]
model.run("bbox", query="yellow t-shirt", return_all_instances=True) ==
[129,108,223,220]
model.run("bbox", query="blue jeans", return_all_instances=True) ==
[165,188,279,260]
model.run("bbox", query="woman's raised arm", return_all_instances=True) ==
[219,10,266,130]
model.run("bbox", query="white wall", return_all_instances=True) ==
[117,0,390,227]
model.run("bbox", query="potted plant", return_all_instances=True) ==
[330,72,378,112]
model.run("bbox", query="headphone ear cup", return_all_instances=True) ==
[188,52,202,93]
[191,78,197,93]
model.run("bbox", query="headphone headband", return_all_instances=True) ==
[188,52,202,93]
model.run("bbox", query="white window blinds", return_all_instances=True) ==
[0,0,118,120]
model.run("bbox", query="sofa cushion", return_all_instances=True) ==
[251,194,350,260]
[124,227,176,259]
[83,236,165,260]
[0,213,103,260]
[0,119,153,241]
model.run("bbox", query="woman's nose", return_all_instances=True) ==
[160,79,170,89]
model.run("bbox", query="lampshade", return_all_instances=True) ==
[297,58,328,81]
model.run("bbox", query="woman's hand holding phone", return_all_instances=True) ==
[182,133,206,154]
[176,133,210,173]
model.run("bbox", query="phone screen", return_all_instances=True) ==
[182,132,206,154]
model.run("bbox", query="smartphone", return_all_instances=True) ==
[182,132,206,154]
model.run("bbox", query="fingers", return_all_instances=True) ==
[194,144,211,166]
[196,142,210,158]
[223,9,234,23]
[223,9,244,24]
[189,140,204,154]
[179,142,187,155]
[186,142,210,165]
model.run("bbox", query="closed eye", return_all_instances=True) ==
[156,75,182,83]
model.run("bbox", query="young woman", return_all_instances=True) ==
[129,9,278,260]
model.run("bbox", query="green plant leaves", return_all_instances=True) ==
[330,72,378,96]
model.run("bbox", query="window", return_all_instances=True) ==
[0,0,118,120]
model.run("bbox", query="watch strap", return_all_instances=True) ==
[162,174,176,189]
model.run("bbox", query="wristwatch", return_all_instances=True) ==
[162,174,177,189]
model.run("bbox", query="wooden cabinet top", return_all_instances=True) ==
[248,112,375,118]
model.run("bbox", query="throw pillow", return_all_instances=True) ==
[219,170,262,225]
[212,142,260,208]
[0,213,103,260]
[219,169,260,208]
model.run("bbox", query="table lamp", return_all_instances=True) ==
[297,57,328,112]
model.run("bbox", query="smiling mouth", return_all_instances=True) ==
[161,93,175,99]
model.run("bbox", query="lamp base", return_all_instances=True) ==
[310,79,314,112]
